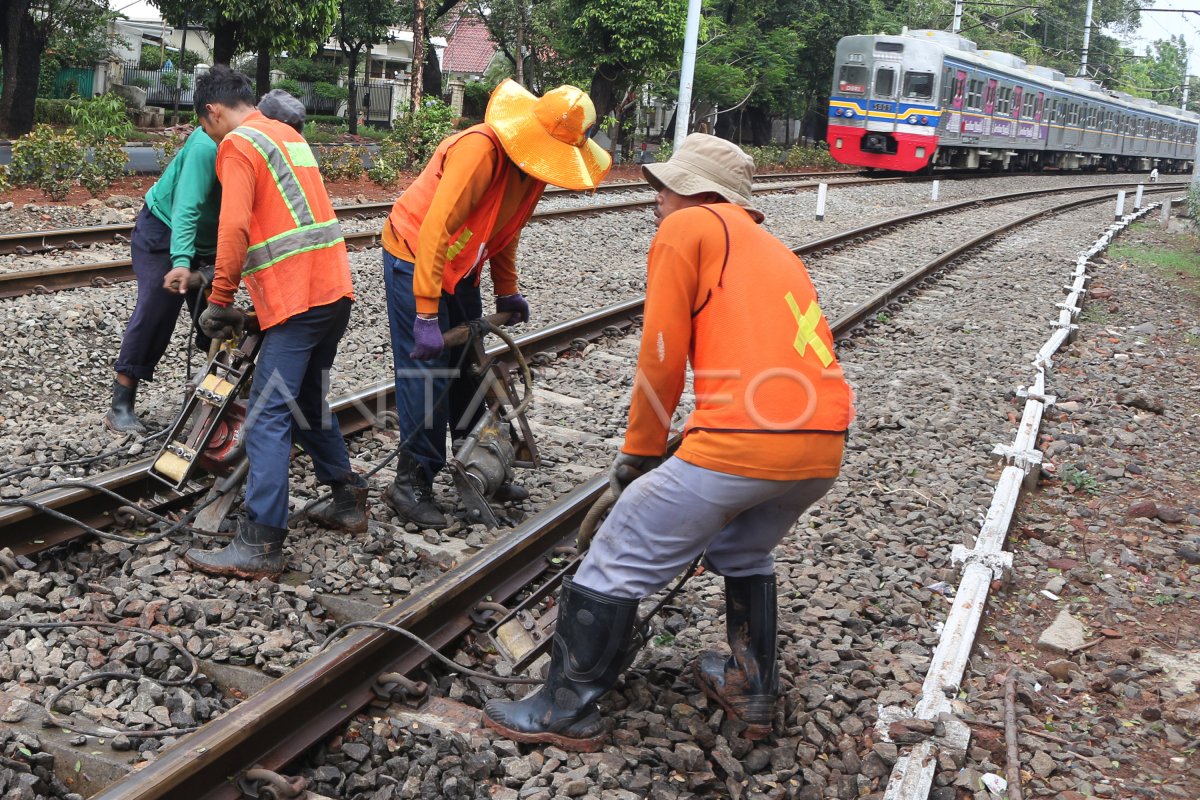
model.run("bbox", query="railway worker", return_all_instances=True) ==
[380,79,611,529]
[182,66,367,580]
[483,134,854,751]
[105,108,222,433]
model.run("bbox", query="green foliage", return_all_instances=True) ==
[1058,465,1100,496]
[9,125,87,200]
[784,145,838,170]
[316,144,365,181]
[81,139,128,196]
[68,94,133,145]
[151,0,339,63]
[389,98,456,169]
[307,114,349,126]
[138,47,204,73]
[654,141,672,163]
[366,137,405,185]
[313,82,348,101]
[125,76,152,90]
[272,78,305,97]
[1187,185,1200,221]
[160,70,192,91]
[156,129,188,171]
[463,81,491,119]
[34,98,75,126]
[279,56,342,84]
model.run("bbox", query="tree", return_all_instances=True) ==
[334,0,402,134]
[150,0,338,74]
[0,0,113,137]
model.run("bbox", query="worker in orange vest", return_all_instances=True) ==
[484,134,854,750]
[380,80,611,529]
[183,68,367,580]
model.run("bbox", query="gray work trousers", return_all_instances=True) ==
[574,456,836,599]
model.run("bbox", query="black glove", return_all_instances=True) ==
[198,303,246,340]
[608,452,663,498]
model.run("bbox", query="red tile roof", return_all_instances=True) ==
[443,12,497,76]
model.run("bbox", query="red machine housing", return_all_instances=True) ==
[827,124,937,171]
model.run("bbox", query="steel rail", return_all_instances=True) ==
[0,171,849,257]
[85,185,1177,800]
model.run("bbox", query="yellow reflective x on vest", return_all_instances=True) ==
[785,292,834,368]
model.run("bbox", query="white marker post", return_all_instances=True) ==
[1161,198,1172,229]
[1114,190,1126,221]
[1134,184,1144,210]
[931,180,940,201]
[815,183,828,221]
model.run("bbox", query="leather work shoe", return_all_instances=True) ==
[491,481,529,503]
[694,573,779,740]
[482,576,639,752]
[306,476,369,533]
[105,379,147,434]
[385,451,447,529]
[183,520,286,580]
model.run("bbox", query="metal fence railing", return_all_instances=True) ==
[120,62,195,107]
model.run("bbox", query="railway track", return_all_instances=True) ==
[0,182,1181,799]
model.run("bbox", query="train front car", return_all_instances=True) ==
[827,35,943,171]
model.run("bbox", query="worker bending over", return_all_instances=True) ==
[484,135,854,750]
[381,79,611,529]
[183,68,366,580]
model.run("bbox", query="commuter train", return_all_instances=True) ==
[826,29,1200,172]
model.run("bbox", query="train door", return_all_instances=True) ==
[1035,92,1046,149]
[1064,102,1081,147]
[870,64,899,133]
[983,78,997,137]
[1010,86,1022,144]
[940,67,964,140]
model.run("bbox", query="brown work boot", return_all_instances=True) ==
[694,573,778,740]
[306,476,369,533]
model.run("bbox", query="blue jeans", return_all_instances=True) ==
[243,297,355,529]
[383,252,485,483]
[114,206,211,380]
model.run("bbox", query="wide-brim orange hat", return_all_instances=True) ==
[485,79,612,190]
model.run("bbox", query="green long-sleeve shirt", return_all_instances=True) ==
[145,130,221,268]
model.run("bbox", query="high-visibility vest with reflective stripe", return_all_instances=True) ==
[385,124,545,295]
[685,204,853,437]
[217,112,353,329]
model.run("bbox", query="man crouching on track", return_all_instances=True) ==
[380,79,611,529]
[484,135,854,750]
[181,67,368,580]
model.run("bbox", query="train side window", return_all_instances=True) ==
[1035,93,1044,121]
[995,86,1010,116]
[902,71,934,100]
[1020,89,1034,119]
[940,69,955,105]
[874,67,896,98]
[966,79,983,111]
[1048,99,1058,123]
[1086,107,1097,128]
[838,65,868,95]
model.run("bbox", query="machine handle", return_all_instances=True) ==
[442,312,514,348]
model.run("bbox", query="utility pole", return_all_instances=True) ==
[410,0,425,113]
[1079,0,1094,77]
[1183,75,1190,111]
[952,0,964,34]
[172,19,188,126]
[673,0,702,153]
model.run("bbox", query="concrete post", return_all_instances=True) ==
[815,183,828,221]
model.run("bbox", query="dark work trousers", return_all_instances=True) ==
[383,252,486,484]
[113,206,211,381]
[243,297,356,529]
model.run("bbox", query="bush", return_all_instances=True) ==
[783,144,838,170]
[388,98,456,170]
[313,81,347,101]
[156,129,187,171]
[1187,183,1200,220]
[125,76,152,90]
[69,94,133,144]
[272,78,304,97]
[81,139,128,196]
[280,56,341,84]
[307,113,347,126]
[463,80,490,119]
[160,70,191,91]
[10,125,87,200]
[34,98,75,126]
[316,144,365,181]
[367,137,405,185]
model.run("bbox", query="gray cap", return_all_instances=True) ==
[258,89,306,130]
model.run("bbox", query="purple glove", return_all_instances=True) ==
[495,292,530,325]
[410,316,444,360]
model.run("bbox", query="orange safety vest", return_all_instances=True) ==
[685,204,853,437]
[385,124,545,294]
[219,112,353,329]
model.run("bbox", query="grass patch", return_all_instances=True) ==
[1108,241,1200,280]
[1079,305,1111,324]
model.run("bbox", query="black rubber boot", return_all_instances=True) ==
[694,573,779,740]
[306,475,369,533]
[105,379,147,434]
[384,451,447,529]
[482,576,639,752]
[183,520,287,580]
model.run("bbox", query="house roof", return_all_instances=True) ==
[442,12,497,76]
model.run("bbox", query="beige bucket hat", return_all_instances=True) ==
[642,133,763,223]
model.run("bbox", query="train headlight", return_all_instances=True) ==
[909,115,918,124]
[845,110,855,118]
[834,108,844,116]
[920,116,929,125]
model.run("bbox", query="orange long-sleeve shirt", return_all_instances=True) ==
[382,133,543,315]
[624,204,846,481]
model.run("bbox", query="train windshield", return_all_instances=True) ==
[874,67,896,98]
[902,72,934,100]
[838,65,868,94]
